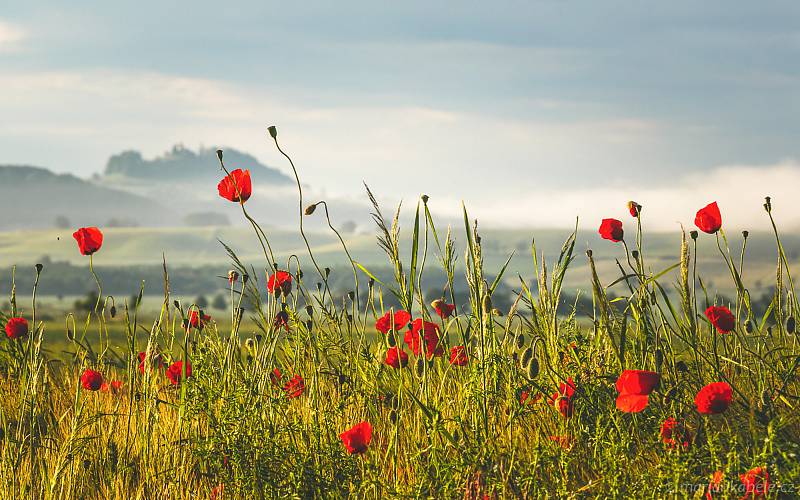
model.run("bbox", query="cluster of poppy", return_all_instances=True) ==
[599,200,722,243]
[136,352,191,385]
[374,308,466,368]
[613,370,732,415]
[270,369,306,399]
[706,467,769,499]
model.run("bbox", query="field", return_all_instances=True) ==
[0,135,796,498]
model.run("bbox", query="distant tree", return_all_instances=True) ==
[212,294,227,310]
[194,295,209,309]
[54,215,71,229]
[107,217,139,228]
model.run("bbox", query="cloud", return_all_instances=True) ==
[0,19,25,51]
[439,160,800,232]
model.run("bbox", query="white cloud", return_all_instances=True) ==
[0,20,25,51]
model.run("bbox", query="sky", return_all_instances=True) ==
[2,1,799,230]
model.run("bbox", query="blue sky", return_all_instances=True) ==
[2,1,799,228]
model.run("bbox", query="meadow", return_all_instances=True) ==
[0,127,795,498]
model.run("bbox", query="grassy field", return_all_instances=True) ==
[1,139,797,498]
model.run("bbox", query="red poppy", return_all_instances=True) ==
[599,218,624,242]
[385,346,409,369]
[211,483,225,500]
[72,227,104,256]
[274,310,289,331]
[138,351,164,374]
[101,380,124,394]
[739,466,769,498]
[660,417,690,449]
[449,345,468,366]
[375,310,411,334]
[549,377,576,418]
[404,319,444,358]
[707,470,724,500]
[627,201,642,217]
[520,389,542,405]
[267,271,293,295]
[695,202,722,234]
[217,169,252,203]
[188,310,211,330]
[270,368,282,386]
[615,370,660,413]
[166,360,192,385]
[340,421,372,455]
[432,299,456,319]
[284,374,305,398]
[695,382,732,415]
[5,317,28,339]
[704,306,735,334]
[80,368,104,391]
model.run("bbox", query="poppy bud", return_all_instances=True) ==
[655,349,664,372]
[515,334,525,350]
[482,295,492,315]
[67,329,74,341]
[663,387,677,405]
[255,334,263,343]
[246,355,253,364]
[216,149,223,160]
[742,230,749,239]
[316,282,322,291]
[675,360,688,372]
[35,263,44,273]
[268,126,277,139]
[368,278,375,288]
[245,338,255,350]
[521,347,533,367]
[304,204,317,216]
[453,429,460,442]
[415,358,425,377]
[492,308,503,317]
[306,305,314,316]
[173,300,180,309]
[389,410,397,424]
[526,358,540,379]
[348,291,355,301]
[421,194,429,204]
[324,267,331,278]
[110,306,117,318]
[745,320,753,333]
[387,332,396,347]
[242,274,250,284]
[764,196,772,212]
[305,320,313,331]
[787,316,796,334]
[83,459,91,470]
[228,270,239,284]
[586,249,593,258]
[690,230,698,240]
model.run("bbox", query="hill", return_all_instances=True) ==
[0,165,173,229]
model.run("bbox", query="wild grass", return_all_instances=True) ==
[1,128,799,498]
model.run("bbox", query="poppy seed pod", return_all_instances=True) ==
[389,410,397,424]
[305,305,314,316]
[268,126,277,139]
[690,230,698,240]
[324,267,331,278]
[631,250,639,260]
[786,316,796,334]
[586,249,593,258]
[110,305,117,318]
[415,358,425,377]
[764,196,772,212]
[515,334,525,350]
[655,349,664,371]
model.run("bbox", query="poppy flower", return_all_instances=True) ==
[519,390,542,406]
[627,201,642,217]
[695,381,732,415]
[217,169,252,203]
[599,219,624,242]
[705,306,735,334]
[166,360,192,385]
[80,368,104,391]
[432,299,456,319]
[188,310,211,330]
[101,380,124,394]
[340,421,372,455]
[695,202,722,234]
[707,470,724,499]
[72,227,104,256]
[549,377,576,418]
[660,417,690,449]
[270,368,282,386]
[739,466,769,498]
[267,270,293,295]
[615,370,660,413]
[138,351,164,374]
[284,374,305,398]
[375,310,411,334]
[449,345,468,366]
[5,317,28,339]
[404,319,444,358]
[385,346,408,369]
[274,310,289,331]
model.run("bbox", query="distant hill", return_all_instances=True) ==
[0,165,173,229]
[102,145,293,185]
